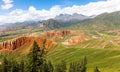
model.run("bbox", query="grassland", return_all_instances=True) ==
[45,30,120,72]
[47,43,120,72]
[1,41,120,72]
[1,28,120,72]
[0,11,120,72]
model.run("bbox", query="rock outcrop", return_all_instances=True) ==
[0,37,34,51]
[36,37,57,50]
[0,30,73,51]
[45,30,71,40]
[0,36,57,51]
[45,30,71,37]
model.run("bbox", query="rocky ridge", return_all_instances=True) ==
[0,36,34,51]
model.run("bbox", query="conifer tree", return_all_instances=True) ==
[69,62,76,72]
[27,41,46,72]
[81,56,87,72]
[55,60,67,72]
[20,60,24,72]
[47,61,54,72]
[11,61,19,72]
[69,57,87,72]
[2,57,9,72]
[43,61,54,72]
[94,67,100,72]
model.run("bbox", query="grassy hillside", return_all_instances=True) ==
[47,44,120,72]
[0,28,43,39]
[1,40,120,72]
[0,11,120,72]
[0,32,120,72]
[0,42,33,62]
[67,11,120,30]
[46,29,120,72]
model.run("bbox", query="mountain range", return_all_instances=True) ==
[54,13,91,21]
[0,11,120,32]
[69,11,120,30]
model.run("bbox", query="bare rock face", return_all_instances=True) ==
[36,37,57,50]
[0,44,3,50]
[45,30,71,40]
[0,35,57,51]
[0,37,34,51]
[45,30,71,37]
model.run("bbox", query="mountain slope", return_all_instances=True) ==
[0,21,42,32]
[55,13,90,21]
[68,11,120,30]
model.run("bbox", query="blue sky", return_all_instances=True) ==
[0,0,103,14]
[0,0,120,24]
[0,0,106,11]
[13,0,105,10]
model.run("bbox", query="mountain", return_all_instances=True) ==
[68,11,120,30]
[0,21,42,32]
[1,11,120,32]
[42,18,85,30]
[54,13,91,21]
[0,13,91,31]
[42,19,61,30]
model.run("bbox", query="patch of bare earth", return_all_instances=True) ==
[62,35,88,45]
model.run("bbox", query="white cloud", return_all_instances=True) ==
[1,0,13,9]
[0,0,120,24]
[61,0,120,15]
[1,3,13,10]
[2,0,13,4]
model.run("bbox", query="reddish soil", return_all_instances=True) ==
[62,35,87,45]
[68,36,87,44]
[0,36,57,51]
[0,36,34,51]
[44,30,71,41]
[36,37,57,51]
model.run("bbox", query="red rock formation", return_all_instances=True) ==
[36,37,57,50]
[45,30,71,41]
[0,44,3,50]
[0,37,34,51]
[45,30,71,37]
[61,30,71,36]
[0,36,57,51]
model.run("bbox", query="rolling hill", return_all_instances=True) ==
[67,11,120,30]
[0,11,120,72]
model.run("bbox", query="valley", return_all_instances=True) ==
[0,11,120,72]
